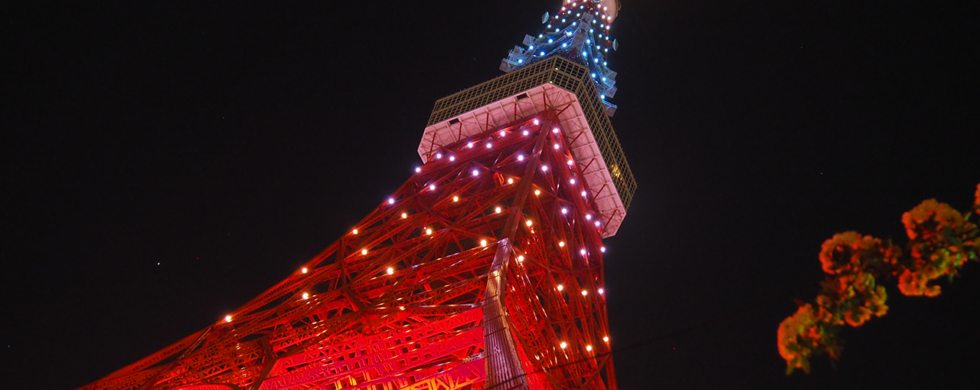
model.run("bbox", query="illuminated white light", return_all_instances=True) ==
[534,189,541,196]
[598,288,605,295]
[603,336,609,342]
[581,190,587,197]
[600,94,606,100]
[562,42,568,47]
[499,130,506,137]
[523,130,529,136]
[526,220,533,226]
[415,167,421,173]
[600,246,606,252]
[541,165,548,172]
[586,345,593,351]
[594,221,601,226]
[480,239,488,246]
[361,249,368,255]
[581,289,588,296]
[467,142,474,148]
[386,267,394,275]
[540,51,545,56]
[495,206,502,213]
[224,315,232,323]
[518,59,523,63]
[388,198,395,204]
[567,159,574,165]
[553,127,560,133]
[507,178,514,184]
[533,119,540,125]
[449,155,455,162]
[426,228,432,235]
[559,241,565,247]
[587,39,591,44]
[548,38,553,43]
[582,51,587,56]
[560,341,567,349]
[401,212,408,218]
[453,196,459,202]
[561,208,568,214]
[517,255,524,262]
[553,143,560,150]
[529,44,535,49]
[585,214,592,220]
[557,284,564,291]
[486,143,492,149]
[302,292,309,300]
[517,154,525,161]
[591,72,596,78]
[472,169,479,176]
[429,184,436,190]
[570,179,576,184]
[301,267,308,274]
[580,249,587,255]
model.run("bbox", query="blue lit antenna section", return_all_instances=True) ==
[500,0,621,116]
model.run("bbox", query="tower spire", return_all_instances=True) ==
[501,0,621,116]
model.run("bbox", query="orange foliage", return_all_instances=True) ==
[778,184,980,375]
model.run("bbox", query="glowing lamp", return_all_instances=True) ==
[533,119,540,125]
[580,249,587,255]
[561,208,568,214]
[388,198,395,205]
[600,246,606,252]
[541,165,548,172]
[586,345,593,351]
[352,229,358,235]
[415,167,421,173]
[401,212,408,219]
[472,169,479,176]
[603,336,609,342]
[525,220,533,226]
[224,315,232,323]
[386,267,394,275]
[361,249,368,255]
[480,239,488,246]
[559,241,565,247]
[560,341,567,349]
[598,288,605,295]
[517,255,524,262]
[534,189,541,196]
[426,228,432,235]
[581,289,588,296]
[429,184,436,191]
[557,284,564,291]
[495,207,502,213]
[453,196,459,202]
[302,292,309,300]
[301,267,308,274]
[436,153,442,159]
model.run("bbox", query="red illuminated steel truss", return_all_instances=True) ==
[81,108,616,390]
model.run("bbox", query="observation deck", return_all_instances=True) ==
[419,56,635,237]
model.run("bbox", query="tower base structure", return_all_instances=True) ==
[81,57,632,390]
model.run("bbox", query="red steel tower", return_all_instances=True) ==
[80,1,634,389]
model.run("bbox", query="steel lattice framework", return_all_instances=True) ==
[81,2,633,390]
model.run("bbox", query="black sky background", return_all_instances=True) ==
[3,1,979,389]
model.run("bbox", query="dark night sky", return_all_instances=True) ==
[3,1,978,389]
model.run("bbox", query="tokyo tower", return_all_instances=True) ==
[80,1,635,389]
